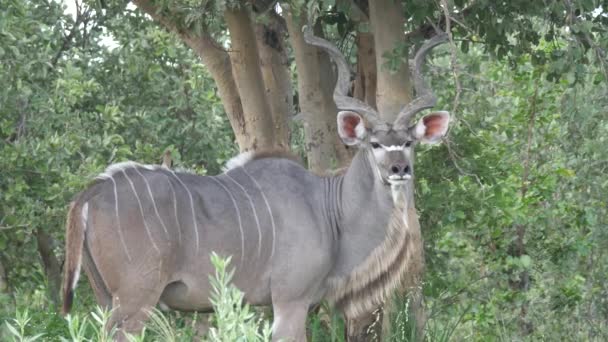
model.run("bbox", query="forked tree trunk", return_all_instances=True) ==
[353,31,377,109]
[132,0,251,151]
[369,0,413,121]
[314,23,354,168]
[366,0,426,340]
[134,0,282,152]
[224,7,276,150]
[185,36,249,150]
[254,18,292,149]
[286,9,340,173]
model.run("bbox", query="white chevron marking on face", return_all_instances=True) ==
[382,144,405,151]
[109,175,132,262]
[210,177,245,268]
[168,170,200,255]
[133,168,170,239]
[225,173,262,261]
[122,169,160,254]
[241,167,276,259]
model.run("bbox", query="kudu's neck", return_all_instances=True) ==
[336,149,398,232]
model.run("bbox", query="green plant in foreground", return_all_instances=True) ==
[207,252,272,342]
[4,309,44,342]
[89,306,117,342]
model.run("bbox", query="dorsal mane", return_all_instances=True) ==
[223,149,303,171]
[96,161,165,180]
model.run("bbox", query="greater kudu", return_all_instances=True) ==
[62,29,449,341]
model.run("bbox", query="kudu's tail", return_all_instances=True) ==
[62,199,87,315]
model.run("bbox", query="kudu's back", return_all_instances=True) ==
[62,156,335,326]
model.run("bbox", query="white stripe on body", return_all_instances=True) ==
[122,170,161,254]
[241,167,277,259]
[133,168,170,239]
[225,173,262,260]
[168,170,200,256]
[209,177,245,268]
[165,177,182,245]
[109,176,133,262]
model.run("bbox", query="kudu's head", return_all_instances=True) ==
[304,30,450,186]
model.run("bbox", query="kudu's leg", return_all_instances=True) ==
[108,284,166,341]
[271,299,310,342]
[82,243,112,309]
[345,308,383,342]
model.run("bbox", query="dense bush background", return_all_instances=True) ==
[1,0,606,340]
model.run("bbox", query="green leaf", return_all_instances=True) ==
[520,255,532,269]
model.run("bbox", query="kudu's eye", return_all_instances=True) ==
[370,142,381,149]
[404,141,413,147]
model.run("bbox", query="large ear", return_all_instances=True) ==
[337,111,367,145]
[412,111,450,144]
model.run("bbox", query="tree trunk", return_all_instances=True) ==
[0,255,8,294]
[286,9,339,173]
[133,0,283,152]
[369,0,413,120]
[314,23,354,168]
[132,0,252,151]
[368,0,426,339]
[353,31,377,109]
[224,6,276,151]
[36,229,62,310]
[185,36,250,150]
[254,17,292,149]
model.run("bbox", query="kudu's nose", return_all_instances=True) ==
[390,164,410,177]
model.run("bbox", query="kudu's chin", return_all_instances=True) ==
[387,174,412,186]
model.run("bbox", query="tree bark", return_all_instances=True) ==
[314,23,354,168]
[36,229,61,310]
[369,0,413,120]
[184,35,249,150]
[224,6,276,150]
[286,9,339,173]
[254,16,292,149]
[353,31,377,109]
[0,255,8,294]
[368,1,426,339]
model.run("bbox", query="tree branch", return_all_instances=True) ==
[132,0,249,150]
[404,3,477,42]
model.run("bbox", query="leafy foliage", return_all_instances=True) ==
[207,253,272,341]
[415,43,608,339]
[0,0,606,341]
[0,0,236,304]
